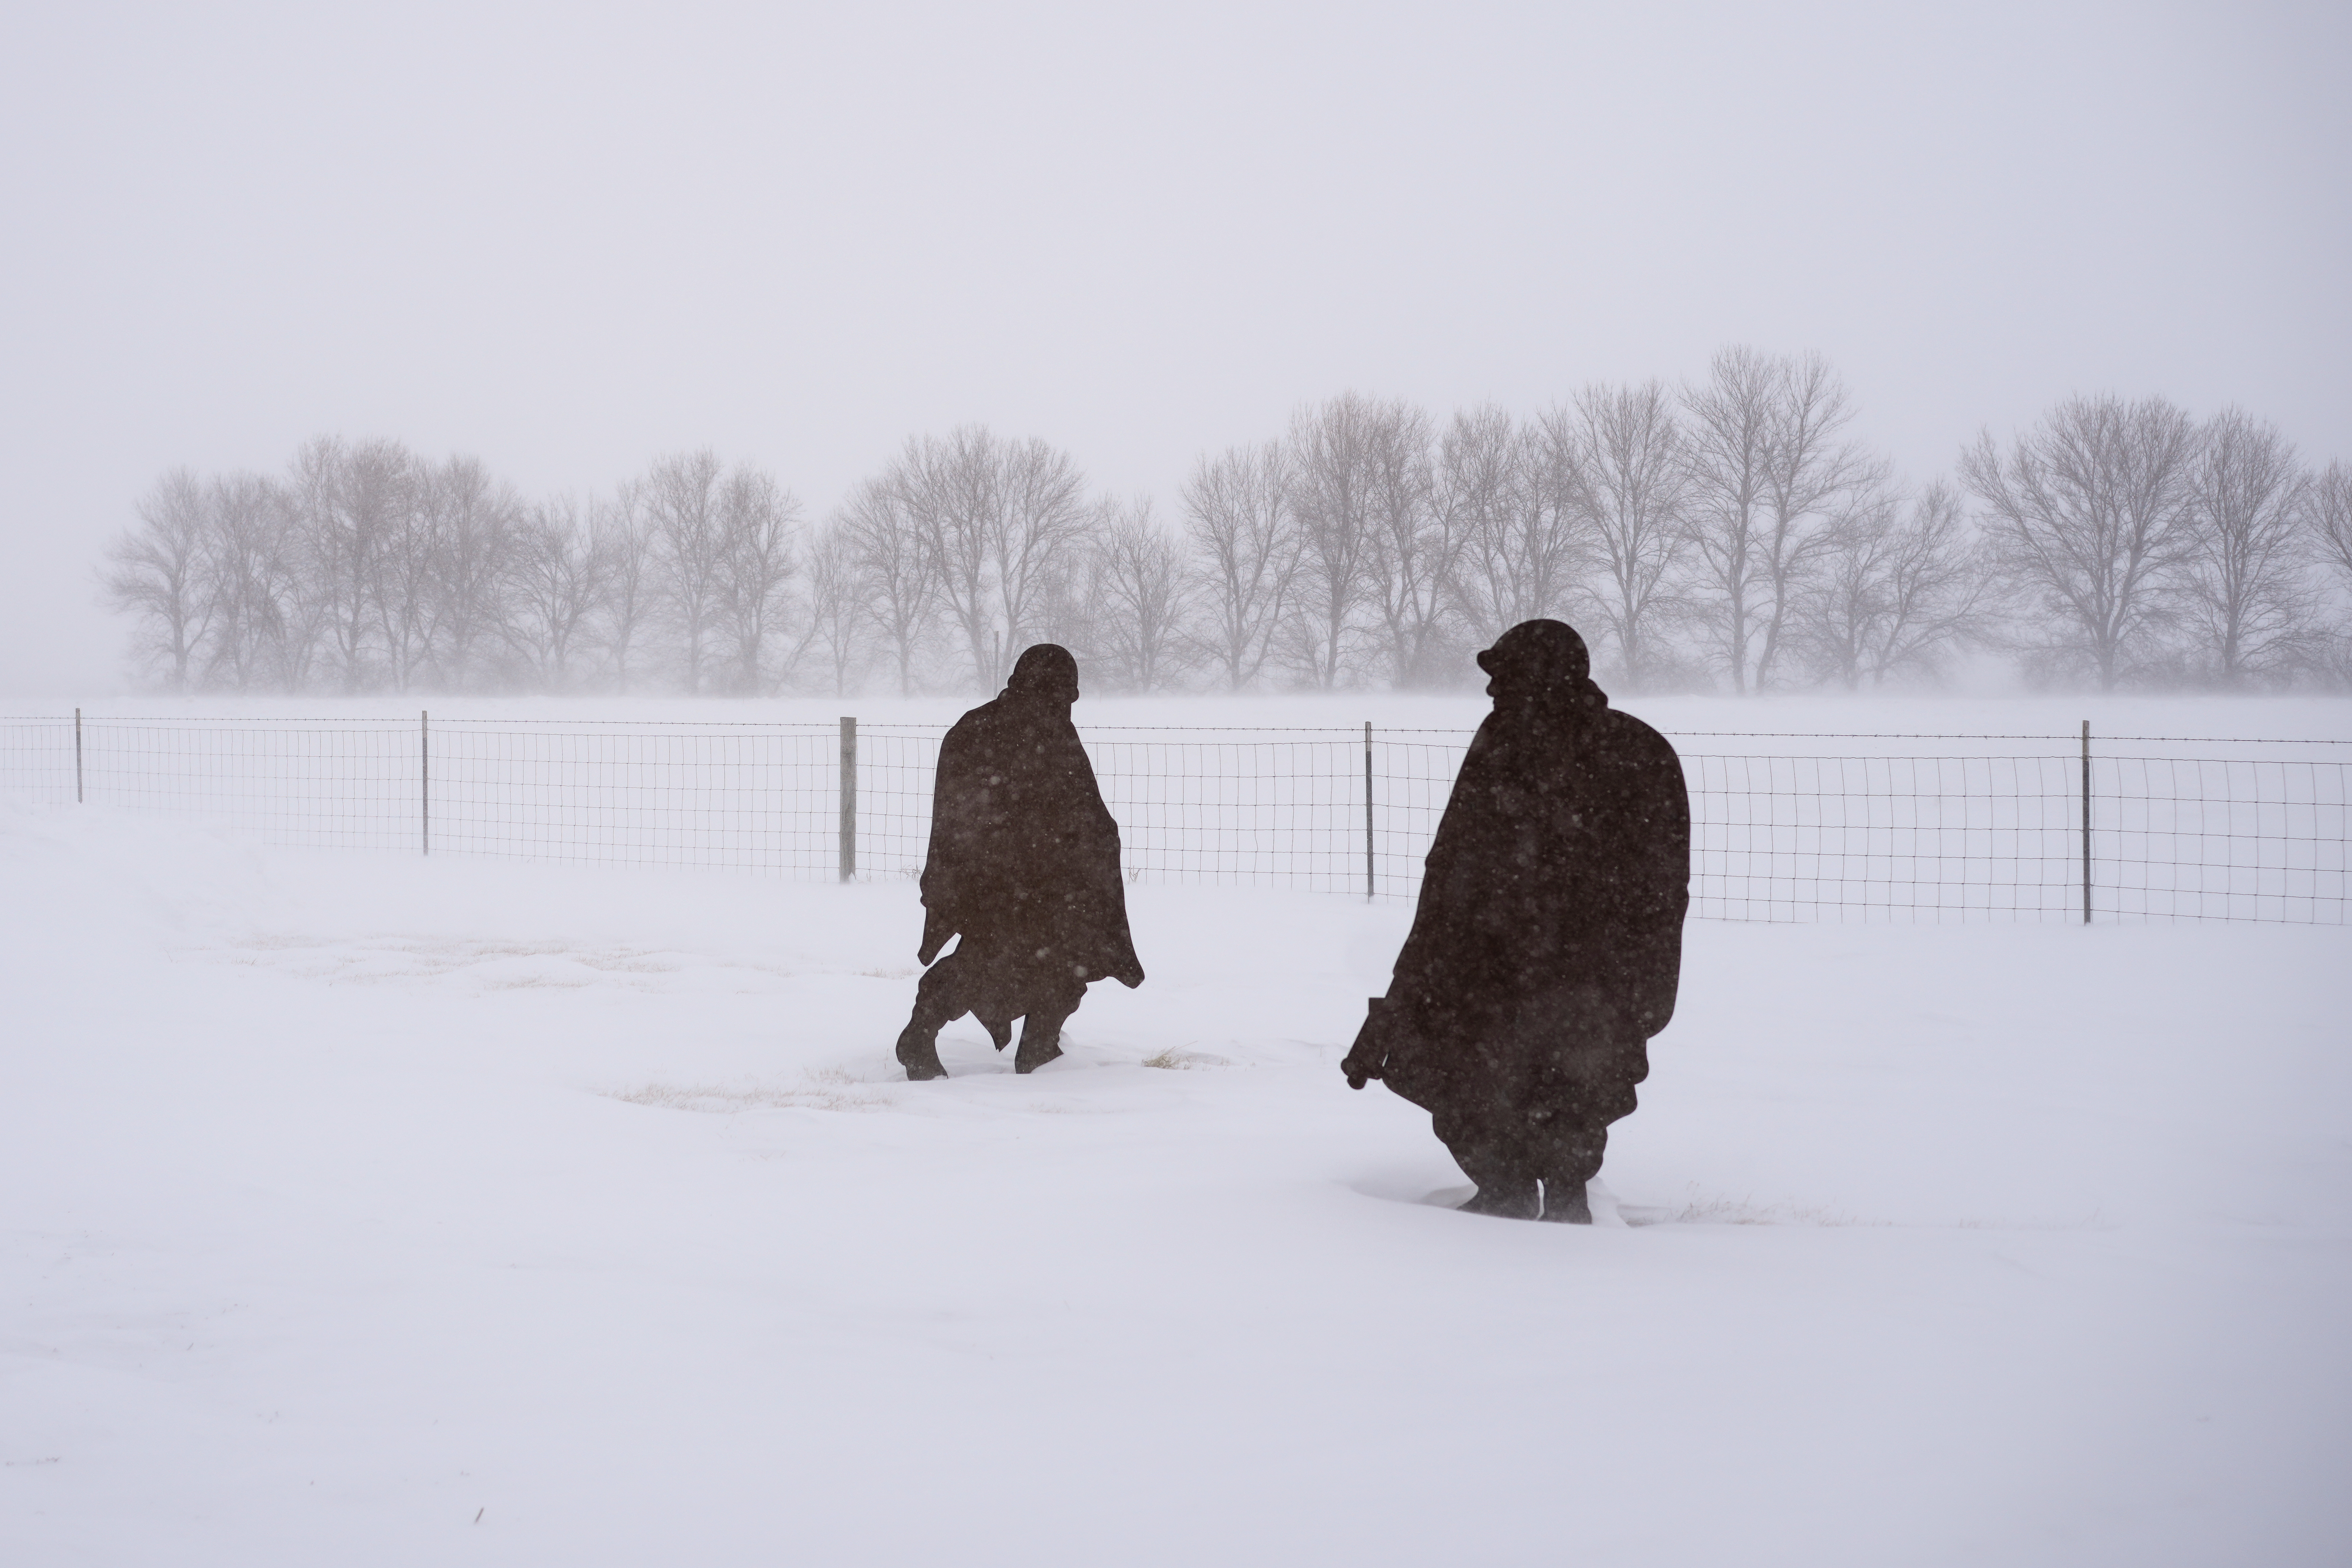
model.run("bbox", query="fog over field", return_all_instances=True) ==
[3,3,2347,698]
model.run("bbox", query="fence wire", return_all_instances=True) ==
[431,723,839,875]
[2098,756,2348,924]
[3,716,2344,925]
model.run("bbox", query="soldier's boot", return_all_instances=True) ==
[1436,1113,1542,1220]
[1539,1178,1592,1224]
[895,994,958,1082]
[897,960,970,1081]
[1457,1178,1541,1220]
[1540,1127,1608,1224]
[895,1022,948,1082]
[1013,1006,1074,1075]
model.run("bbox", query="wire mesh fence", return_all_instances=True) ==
[2098,755,2349,924]
[3,714,2344,925]
[430,721,842,875]
[1683,754,2084,923]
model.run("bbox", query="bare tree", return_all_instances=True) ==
[987,435,1092,682]
[901,427,1092,689]
[1283,394,1384,688]
[1551,383,1684,687]
[102,469,219,691]
[2308,461,2352,687]
[1679,347,1777,693]
[1794,479,1991,688]
[2312,460,2352,588]
[643,450,728,693]
[1089,498,1193,692]
[2171,410,2316,687]
[422,455,522,689]
[508,496,606,690]
[902,429,998,687]
[198,472,306,691]
[1750,355,1875,688]
[837,470,937,696]
[284,439,344,685]
[190,475,263,691]
[1026,537,1102,667]
[591,480,658,692]
[1679,349,1872,690]
[1180,442,1298,691]
[1961,394,2203,690]
[1675,355,1872,691]
[712,465,802,693]
[1445,407,1574,649]
[293,436,413,693]
[371,455,443,693]
[1359,400,1455,686]
[800,522,868,696]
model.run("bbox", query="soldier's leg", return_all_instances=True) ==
[1538,1035,1650,1224]
[895,954,972,1081]
[1012,976,1087,1075]
[1433,1103,1541,1219]
[1414,1012,1546,1218]
[1537,1132,1603,1224]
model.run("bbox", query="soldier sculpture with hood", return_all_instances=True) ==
[1342,619,1690,1221]
[894,644,1145,1080]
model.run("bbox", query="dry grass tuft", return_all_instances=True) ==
[1139,1048,1231,1071]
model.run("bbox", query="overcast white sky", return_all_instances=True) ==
[2,0,2345,695]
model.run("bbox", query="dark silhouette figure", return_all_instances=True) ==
[895,645,1145,1080]
[1341,620,1689,1222]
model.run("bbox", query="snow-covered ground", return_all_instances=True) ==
[4,791,2347,1565]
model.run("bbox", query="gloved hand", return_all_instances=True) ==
[917,907,955,967]
[1341,997,1393,1090]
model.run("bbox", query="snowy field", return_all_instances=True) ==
[4,754,2349,1564]
[4,696,2349,1563]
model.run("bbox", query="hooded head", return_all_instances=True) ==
[1476,620,1607,712]
[1005,643,1081,706]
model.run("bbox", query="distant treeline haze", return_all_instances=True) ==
[103,349,2352,696]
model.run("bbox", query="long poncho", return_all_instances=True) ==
[1353,694,1689,1111]
[916,686,1144,1014]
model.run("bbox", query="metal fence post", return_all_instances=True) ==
[74,708,84,804]
[839,716,858,882]
[2080,719,2090,925]
[1363,721,1375,903]
[421,710,431,857]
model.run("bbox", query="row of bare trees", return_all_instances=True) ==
[103,441,809,694]
[1966,399,2352,689]
[103,356,2352,695]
